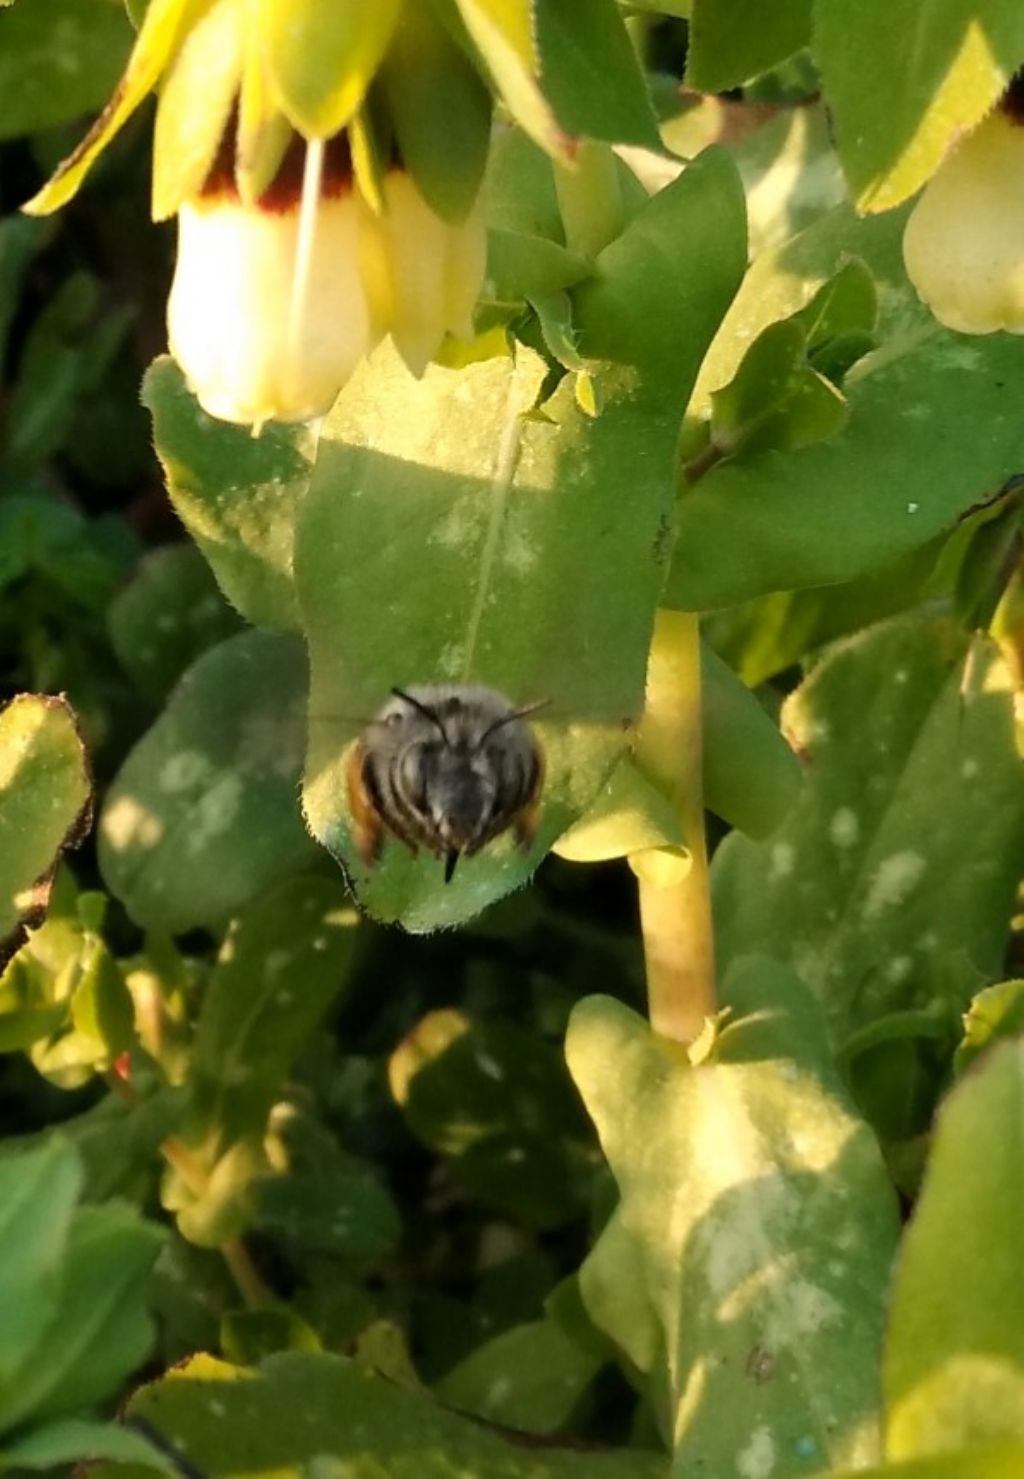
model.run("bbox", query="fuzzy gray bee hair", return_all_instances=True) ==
[347,685,545,883]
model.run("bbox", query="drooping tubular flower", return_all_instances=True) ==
[903,75,1024,335]
[21,0,572,427]
[166,128,376,426]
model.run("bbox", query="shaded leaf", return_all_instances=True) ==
[187,875,358,1148]
[536,0,660,149]
[108,544,244,705]
[436,1317,604,1434]
[0,0,131,141]
[120,1350,667,1477]
[687,0,812,92]
[249,1167,399,1262]
[99,631,318,932]
[713,617,1024,1043]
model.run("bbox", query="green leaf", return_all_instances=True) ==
[885,1042,1024,1457]
[389,1008,593,1228]
[704,537,949,687]
[0,1418,172,1473]
[0,695,90,942]
[687,0,811,91]
[249,1167,399,1262]
[706,318,847,461]
[4,270,128,474]
[667,202,1024,610]
[99,631,319,932]
[814,0,1024,212]
[261,0,403,138]
[702,643,801,839]
[0,0,132,140]
[381,6,492,224]
[0,1140,82,1390]
[566,959,900,1472]
[485,231,590,312]
[955,980,1024,1075]
[0,1201,163,1433]
[436,1317,604,1433]
[108,544,244,705]
[297,149,746,929]
[535,0,661,148]
[143,358,317,632]
[121,1350,667,1477]
[0,217,46,368]
[713,617,1024,1044]
[220,1308,321,1366]
[187,875,357,1149]
[553,755,685,863]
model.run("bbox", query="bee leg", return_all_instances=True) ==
[346,745,385,869]
[444,850,459,884]
[512,796,542,855]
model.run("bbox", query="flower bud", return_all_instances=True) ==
[903,100,1024,335]
[167,137,375,426]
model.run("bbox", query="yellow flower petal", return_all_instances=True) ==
[903,109,1024,335]
[152,0,244,221]
[379,173,486,376]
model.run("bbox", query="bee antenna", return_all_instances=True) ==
[444,849,459,883]
[479,698,549,745]
[392,687,449,741]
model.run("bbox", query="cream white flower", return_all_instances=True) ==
[903,107,1024,335]
[167,181,375,427]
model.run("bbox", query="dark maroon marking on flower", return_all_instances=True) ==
[1000,69,1024,125]
[199,105,354,212]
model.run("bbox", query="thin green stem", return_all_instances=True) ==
[632,610,716,1043]
[553,141,624,260]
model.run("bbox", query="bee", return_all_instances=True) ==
[346,685,546,883]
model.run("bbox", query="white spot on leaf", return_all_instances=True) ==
[829,808,859,848]
[738,1425,776,1479]
[863,851,925,919]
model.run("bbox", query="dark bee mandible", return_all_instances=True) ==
[347,685,545,882]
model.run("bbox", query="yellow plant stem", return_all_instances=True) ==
[103,1068,271,1309]
[554,140,624,260]
[632,609,716,1044]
